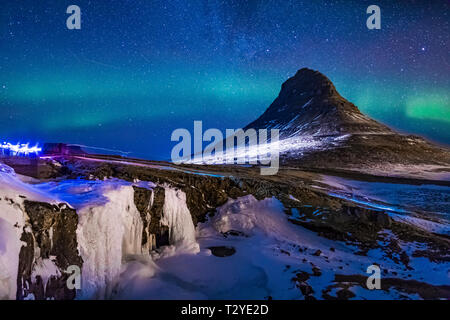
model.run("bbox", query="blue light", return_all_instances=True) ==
[0,142,42,156]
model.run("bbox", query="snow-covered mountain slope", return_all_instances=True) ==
[231,68,450,174]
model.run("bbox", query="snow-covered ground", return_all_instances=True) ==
[346,164,450,181]
[0,163,56,299]
[111,196,450,300]
[315,175,450,235]
[1,162,449,300]
[0,163,202,300]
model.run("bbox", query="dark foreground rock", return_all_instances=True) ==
[208,246,236,257]
[18,201,82,300]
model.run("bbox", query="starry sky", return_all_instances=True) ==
[0,0,448,160]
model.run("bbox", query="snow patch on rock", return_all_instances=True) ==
[0,163,51,300]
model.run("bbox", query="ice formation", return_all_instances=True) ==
[160,188,199,254]
[0,163,202,299]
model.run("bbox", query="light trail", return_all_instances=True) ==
[0,142,42,156]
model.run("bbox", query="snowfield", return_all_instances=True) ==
[111,195,450,300]
[315,174,450,235]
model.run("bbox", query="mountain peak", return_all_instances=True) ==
[284,68,338,98]
[245,68,392,137]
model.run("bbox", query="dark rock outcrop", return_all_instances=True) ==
[208,246,236,257]
[17,201,82,300]
[133,186,170,250]
[330,274,450,300]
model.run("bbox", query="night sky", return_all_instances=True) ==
[0,0,448,160]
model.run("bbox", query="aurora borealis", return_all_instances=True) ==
[0,0,448,160]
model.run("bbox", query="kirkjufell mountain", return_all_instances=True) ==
[246,68,392,136]
[243,68,450,177]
